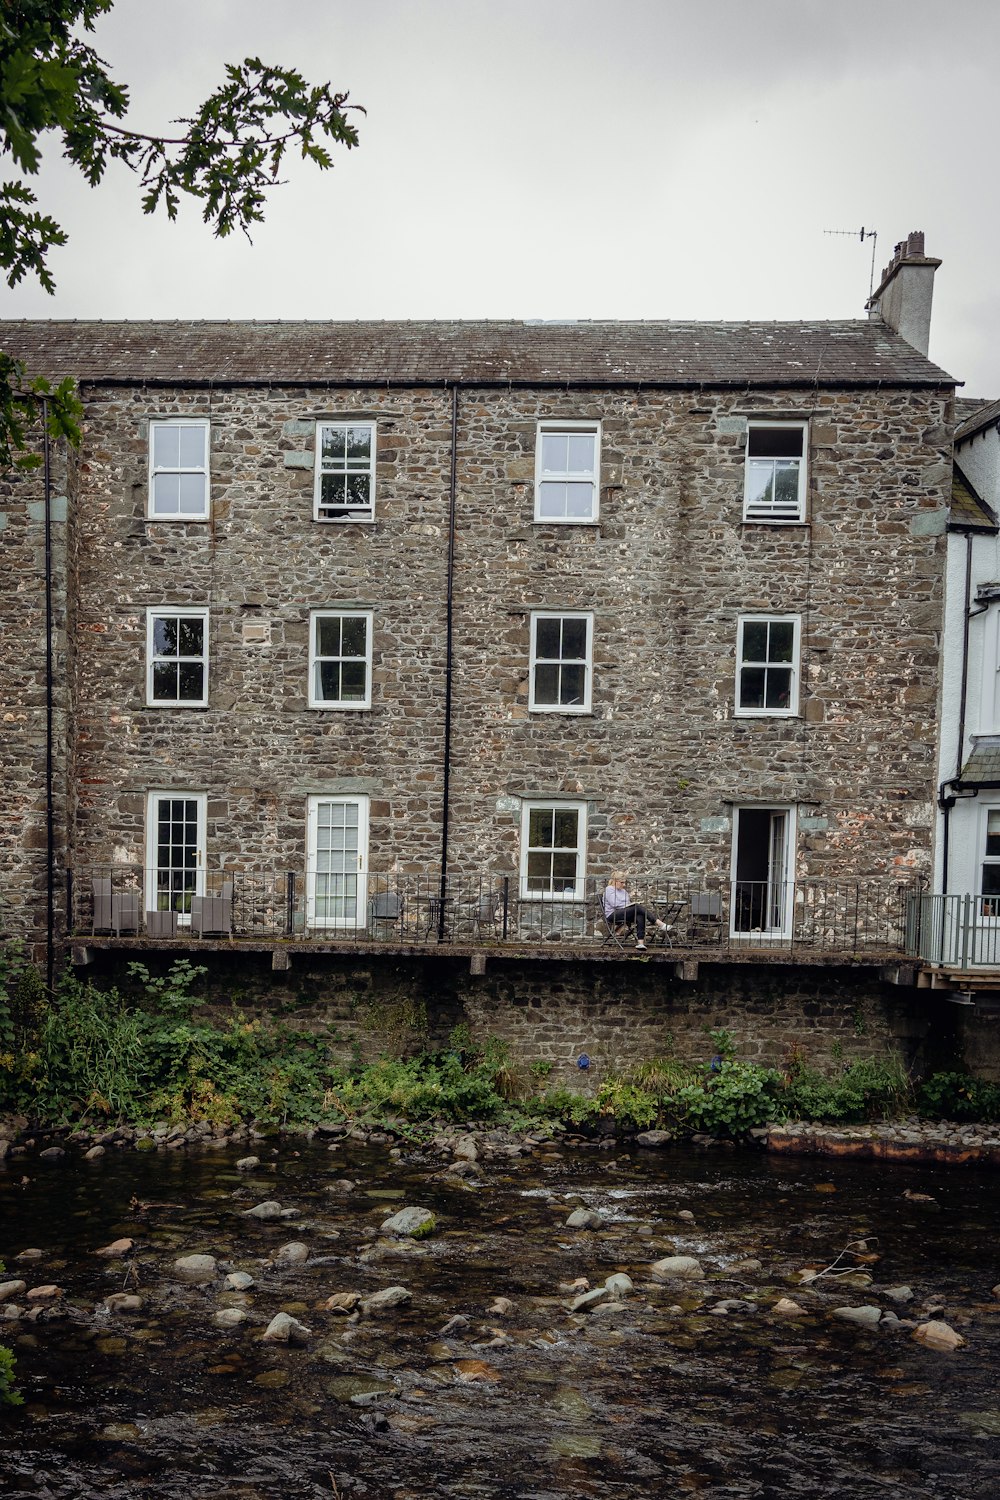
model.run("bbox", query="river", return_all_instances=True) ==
[1,1134,998,1498]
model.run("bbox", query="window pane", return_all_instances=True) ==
[316,617,342,656]
[553,809,579,847]
[321,427,347,464]
[178,662,204,699]
[528,808,554,847]
[534,664,559,704]
[320,474,347,509]
[540,433,568,474]
[986,810,1000,856]
[740,667,766,709]
[152,474,180,513]
[560,664,585,705]
[768,622,795,663]
[153,617,177,655]
[551,853,578,888]
[152,662,177,699]
[526,852,552,889]
[345,474,371,508]
[561,618,587,659]
[564,482,595,519]
[566,433,596,474]
[340,616,367,656]
[177,425,206,468]
[742,621,768,661]
[535,617,562,658]
[773,462,801,508]
[764,668,792,709]
[318,661,341,700]
[178,618,203,656]
[745,462,774,509]
[346,426,372,464]
[983,864,1000,894]
[537,481,566,518]
[340,660,367,700]
[178,474,206,514]
[748,426,803,458]
[152,425,180,468]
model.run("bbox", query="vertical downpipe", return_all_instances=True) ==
[43,400,55,992]
[437,385,459,941]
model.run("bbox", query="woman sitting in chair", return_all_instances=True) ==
[602,871,667,951]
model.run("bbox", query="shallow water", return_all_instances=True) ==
[1,1139,999,1499]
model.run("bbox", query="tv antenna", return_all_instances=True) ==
[823,226,879,301]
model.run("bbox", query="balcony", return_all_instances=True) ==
[905,892,1000,990]
[66,866,919,973]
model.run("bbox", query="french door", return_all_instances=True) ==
[146,792,206,921]
[732,806,795,938]
[306,796,369,929]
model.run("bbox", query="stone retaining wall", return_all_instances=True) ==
[85,950,946,1086]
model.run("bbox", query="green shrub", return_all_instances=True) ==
[782,1055,912,1123]
[917,1071,1000,1123]
[0,1344,21,1407]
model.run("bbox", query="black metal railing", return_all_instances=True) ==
[67,865,918,958]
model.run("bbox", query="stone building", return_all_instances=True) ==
[1,245,955,971]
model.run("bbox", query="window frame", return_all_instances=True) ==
[534,420,601,525]
[308,609,374,710]
[735,613,801,718]
[147,419,210,521]
[742,420,808,524]
[145,607,210,708]
[313,420,377,523]
[980,802,1000,915]
[519,799,588,901]
[528,610,594,714]
[145,790,207,923]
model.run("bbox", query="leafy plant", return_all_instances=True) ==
[0,1344,21,1407]
[917,1071,1000,1123]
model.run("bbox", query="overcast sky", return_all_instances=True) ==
[4,0,999,395]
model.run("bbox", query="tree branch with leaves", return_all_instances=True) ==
[1,0,362,468]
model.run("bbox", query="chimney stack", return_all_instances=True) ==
[866,230,941,356]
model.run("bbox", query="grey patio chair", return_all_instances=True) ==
[191,879,234,937]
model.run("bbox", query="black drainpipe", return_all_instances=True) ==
[43,400,55,993]
[438,384,458,940]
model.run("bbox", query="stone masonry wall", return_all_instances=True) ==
[61,381,951,922]
[84,949,940,1089]
[0,437,71,950]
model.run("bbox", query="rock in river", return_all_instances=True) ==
[262,1312,311,1345]
[833,1305,883,1328]
[913,1320,965,1352]
[272,1241,309,1266]
[650,1255,704,1282]
[565,1208,604,1230]
[0,1281,26,1303]
[362,1286,412,1314]
[380,1207,437,1239]
[174,1254,218,1283]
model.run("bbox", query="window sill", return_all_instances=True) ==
[314,515,377,526]
[532,518,600,528]
[741,519,809,528]
[307,704,373,712]
[733,710,801,720]
[146,515,211,524]
[528,707,593,716]
[145,702,210,710]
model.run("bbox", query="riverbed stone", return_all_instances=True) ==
[224,1271,255,1292]
[324,1291,362,1313]
[84,1145,105,1160]
[0,1281,26,1303]
[569,1286,612,1313]
[635,1130,673,1148]
[913,1319,965,1351]
[884,1285,914,1303]
[26,1285,62,1300]
[604,1273,634,1299]
[213,1307,248,1329]
[772,1297,807,1317]
[103,1294,143,1314]
[488,1296,516,1316]
[262,1311,311,1344]
[362,1286,412,1313]
[273,1241,309,1266]
[95,1238,134,1257]
[650,1255,704,1281]
[566,1208,604,1230]
[174,1254,218,1283]
[236,1156,260,1172]
[15,1249,43,1261]
[39,1147,65,1161]
[242,1201,288,1220]
[833,1305,883,1327]
[380,1207,437,1238]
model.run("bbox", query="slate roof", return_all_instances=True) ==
[0,318,956,389]
[959,737,1000,785]
[956,396,1000,443]
[950,461,997,531]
